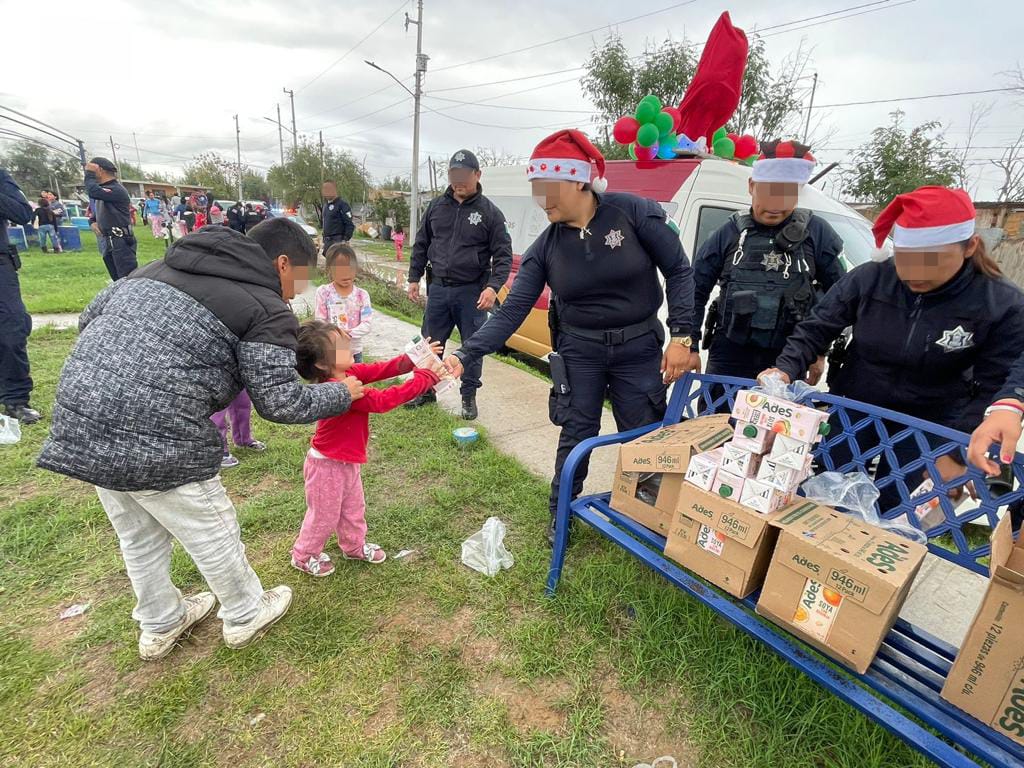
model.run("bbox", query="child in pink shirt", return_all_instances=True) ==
[314,244,373,362]
[391,226,405,261]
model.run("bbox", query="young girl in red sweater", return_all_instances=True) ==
[291,320,442,576]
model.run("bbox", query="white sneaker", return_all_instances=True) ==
[138,592,217,661]
[222,586,293,649]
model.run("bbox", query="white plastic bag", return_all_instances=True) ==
[0,414,20,445]
[800,471,927,544]
[754,370,819,404]
[461,517,514,577]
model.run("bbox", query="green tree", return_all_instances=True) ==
[182,152,237,198]
[267,138,370,223]
[844,111,960,205]
[115,161,145,180]
[241,169,271,201]
[0,140,80,197]
[369,192,410,232]
[581,33,814,159]
[379,174,411,191]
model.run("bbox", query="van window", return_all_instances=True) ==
[695,206,735,252]
[815,212,875,268]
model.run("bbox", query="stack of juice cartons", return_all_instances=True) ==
[683,389,831,513]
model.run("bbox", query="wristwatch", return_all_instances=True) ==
[670,335,693,348]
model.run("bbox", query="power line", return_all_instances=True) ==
[0,105,79,143]
[296,0,409,94]
[0,112,79,150]
[423,95,592,114]
[0,129,80,160]
[428,67,584,95]
[432,0,699,73]
[815,87,1017,109]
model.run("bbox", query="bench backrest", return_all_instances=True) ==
[666,373,1023,576]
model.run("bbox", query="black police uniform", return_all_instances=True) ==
[322,196,354,252]
[0,169,36,417]
[243,207,262,231]
[693,208,845,380]
[776,258,1024,507]
[409,169,513,403]
[227,203,245,233]
[454,192,694,522]
[84,169,137,279]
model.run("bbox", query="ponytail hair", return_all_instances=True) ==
[966,237,1002,279]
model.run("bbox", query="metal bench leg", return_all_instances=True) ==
[546,440,591,596]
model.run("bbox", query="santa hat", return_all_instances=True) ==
[527,129,608,193]
[871,186,975,261]
[751,140,816,184]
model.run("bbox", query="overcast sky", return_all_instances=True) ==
[1,0,1021,199]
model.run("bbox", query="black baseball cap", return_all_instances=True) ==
[449,149,479,171]
[90,156,118,173]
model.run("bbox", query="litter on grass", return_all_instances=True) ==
[59,603,91,620]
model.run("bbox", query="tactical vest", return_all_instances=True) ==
[716,209,816,350]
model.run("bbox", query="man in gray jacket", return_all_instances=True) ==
[38,218,364,661]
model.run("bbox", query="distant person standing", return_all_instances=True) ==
[321,181,354,255]
[144,191,163,238]
[0,168,40,424]
[182,204,197,233]
[392,225,405,261]
[243,204,261,232]
[46,192,65,233]
[85,157,137,279]
[406,149,513,420]
[34,198,63,253]
[227,201,245,233]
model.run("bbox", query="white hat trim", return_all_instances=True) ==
[526,158,592,183]
[892,219,976,248]
[751,157,815,184]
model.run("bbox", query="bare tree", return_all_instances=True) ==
[473,147,523,167]
[991,129,1024,204]
[952,102,994,195]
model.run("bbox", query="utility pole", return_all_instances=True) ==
[283,87,297,152]
[108,136,119,170]
[132,132,143,172]
[803,72,818,144]
[276,103,285,165]
[319,130,324,187]
[233,114,242,202]
[406,0,427,244]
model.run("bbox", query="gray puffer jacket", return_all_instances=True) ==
[38,226,351,491]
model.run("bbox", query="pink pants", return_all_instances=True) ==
[210,390,253,454]
[292,454,366,561]
[150,214,163,238]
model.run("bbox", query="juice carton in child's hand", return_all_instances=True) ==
[405,335,458,394]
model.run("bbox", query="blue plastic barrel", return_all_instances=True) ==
[71,216,91,230]
[59,226,82,251]
[7,225,26,250]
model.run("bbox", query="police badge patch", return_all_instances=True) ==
[468,211,482,226]
[935,325,974,352]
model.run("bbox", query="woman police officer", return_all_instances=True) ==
[761,186,1024,502]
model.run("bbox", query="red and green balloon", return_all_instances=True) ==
[612,94,684,161]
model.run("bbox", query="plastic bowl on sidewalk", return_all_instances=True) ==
[453,427,479,447]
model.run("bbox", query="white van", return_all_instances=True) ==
[481,155,875,359]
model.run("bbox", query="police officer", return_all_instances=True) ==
[762,186,1024,506]
[321,181,354,255]
[407,149,513,420]
[243,204,262,232]
[0,168,40,424]
[692,140,845,385]
[84,157,137,279]
[227,201,245,233]
[443,130,696,544]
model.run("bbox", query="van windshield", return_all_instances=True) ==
[815,212,875,269]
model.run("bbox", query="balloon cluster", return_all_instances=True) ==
[710,127,759,166]
[612,95,688,161]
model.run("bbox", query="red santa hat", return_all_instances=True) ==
[751,139,816,184]
[527,129,608,193]
[872,186,976,257]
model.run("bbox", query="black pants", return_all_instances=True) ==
[97,233,117,280]
[548,329,667,516]
[106,231,138,279]
[0,254,32,407]
[705,335,784,413]
[423,282,486,397]
[322,235,347,255]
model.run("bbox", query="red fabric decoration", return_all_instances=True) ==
[676,12,749,148]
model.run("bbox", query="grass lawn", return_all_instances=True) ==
[0,328,939,768]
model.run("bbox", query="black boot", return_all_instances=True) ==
[404,390,437,409]
[4,404,41,425]
[546,515,573,548]
[461,393,478,420]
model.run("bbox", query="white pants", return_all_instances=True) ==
[96,478,264,633]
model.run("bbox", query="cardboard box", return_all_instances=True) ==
[941,514,1024,745]
[732,422,776,453]
[756,503,927,674]
[610,460,685,536]
[664,486,789,598]
[712,470,746,502]
[720,442,762,478]
[732,390,830,444]
[618,415,732,474]
[684,447,724,491]
[756,456,812,492]
[769,433,814,470]
[739,478,792,514]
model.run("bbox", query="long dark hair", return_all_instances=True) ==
[966,237,1002,279]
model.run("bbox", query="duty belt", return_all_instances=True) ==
[559,316,661,346]
[106,226,131,238]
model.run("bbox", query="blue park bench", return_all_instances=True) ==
[547,372,1024,768]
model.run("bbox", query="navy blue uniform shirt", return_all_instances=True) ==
[323,197,354,240]
[84,170,132,233]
